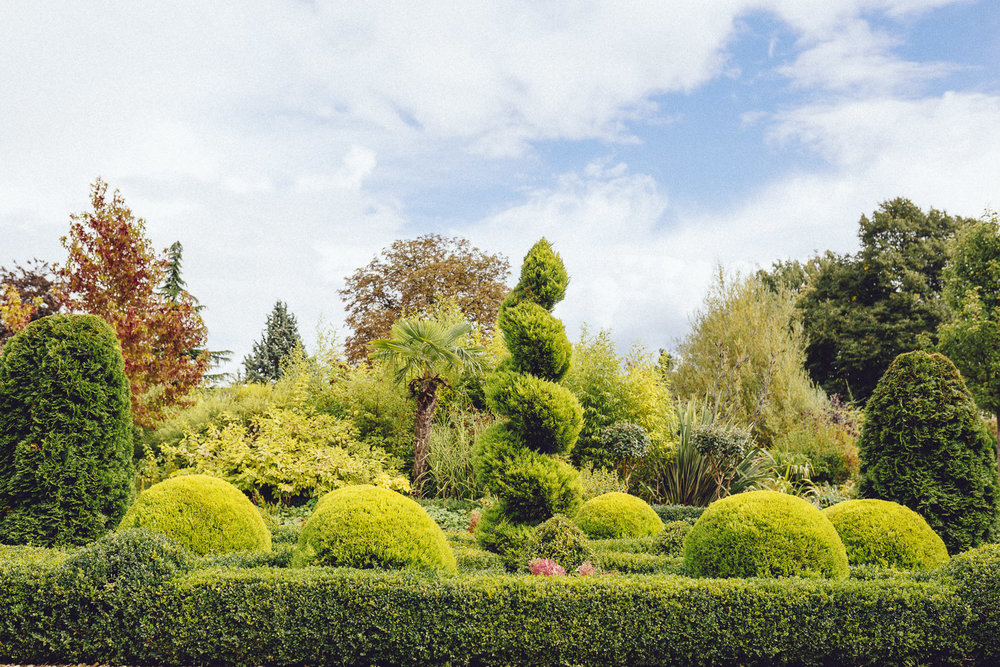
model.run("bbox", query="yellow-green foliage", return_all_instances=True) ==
[575,492,663,539]
[118,474,271,555]
[824,499,948,570]
[162,407,409,503]
[684,490,849,579]
[294,484,456,572]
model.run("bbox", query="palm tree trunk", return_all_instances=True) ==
[411,380,440,497]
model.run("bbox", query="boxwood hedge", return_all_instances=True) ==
[0,555,983,666]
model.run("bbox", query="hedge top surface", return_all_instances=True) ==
[824,499,949,570]
[684,490,849,579]
[117,474,271,555]
[575,492,664,539]
[294,484,456,573]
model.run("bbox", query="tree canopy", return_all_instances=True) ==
[0,259,62,346]
[242,300,303,383]
[60,178,210,426]
[339,234,510,363]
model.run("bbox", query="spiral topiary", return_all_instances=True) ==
[293,484,456,572]
[0,314,135,547]
[474,239,584,562]
[117,474,271,555]
[575,491,663,539]
[684,490,849,579]
[823,499,949,570]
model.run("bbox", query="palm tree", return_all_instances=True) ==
[370,316,485,496]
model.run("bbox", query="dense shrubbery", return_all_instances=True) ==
[859,351,1000,553]
[293,484,456,573]
[526,514,592,572]
[118,474,272,555]
[824,499,949,571]
[576,492,663,539]
[0,314,134,547]
[684,490,849,579]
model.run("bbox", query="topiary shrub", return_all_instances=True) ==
[293,484,456,572]
[60,528,193,590]
[823,499,948,571]
[683,489,849,579]
[526,514,593,572]
[657,520,692,556]
[0,314,134,547]
[118,474,271,555]
[576,492,664,539]
[858,351,1000,553]
[475,239,585,556]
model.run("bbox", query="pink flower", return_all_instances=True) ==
[528,558,566,576]
[575,561,598,576]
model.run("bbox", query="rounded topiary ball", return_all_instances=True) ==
[117,474,271,555]
[684,490,849,579]
[823,499,949,570]
[293,484,456,572]
[575,492,663,539]
[527,514,593,571]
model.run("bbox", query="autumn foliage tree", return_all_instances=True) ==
[339,234,510,363]
[60,178,210,426]
[0,259,62,347]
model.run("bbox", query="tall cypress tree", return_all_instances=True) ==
[0,314,135,546]
[242,300,303,383]
[859,350,1000,553]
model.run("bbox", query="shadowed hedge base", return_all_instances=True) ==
[576,492,664,539]
[117,474,271,555]
[0,562,977,666]
[293,484,456,573]
[824,499,949,571]
[684,490,849,579]
[858,351,1000,554]
[0,314,134,547]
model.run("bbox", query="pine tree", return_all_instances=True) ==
[242,301,303,383]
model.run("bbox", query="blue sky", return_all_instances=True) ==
[2,1,999,376]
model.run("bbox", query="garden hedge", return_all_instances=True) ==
[0,560,974,666]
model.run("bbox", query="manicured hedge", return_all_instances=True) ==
[0,558,978,666]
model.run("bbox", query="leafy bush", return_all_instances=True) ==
[823,499,948,571]
[575,492,663,539]
[293,485,456,573]
[0,314,134,546]
[472,503,535,571]
[938,542,1000,664]
[528,558,566,576]
[772,394,861,484]
[526,514,593,572]
[651,504,706,524]
[60,528,193,589]
[578,462,629,500]
[118,474,272,555]
[601,421,651,487]
[858,350,1000,553]
[657,520,692,556]
[684,490,849,579]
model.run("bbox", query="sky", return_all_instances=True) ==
[2,1,999,376]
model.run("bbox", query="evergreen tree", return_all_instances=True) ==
[242,301,303,383]
[0,314,134,546]
[858,350,1000,553]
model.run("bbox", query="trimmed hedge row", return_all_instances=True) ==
[0,560,982,666]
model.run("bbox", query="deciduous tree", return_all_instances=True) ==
[0,259,62,346]
[340,234,510,363]
[60,178,210,426]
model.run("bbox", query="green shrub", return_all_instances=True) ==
[60,528,193,589]
[684,490,849,579]
[859,351,1000,553]
[526,514,593,572]
[118,474,272,555]
[578,462,629,500]
[499,301,572,381]
[484,371,583,455]
[657,520,693,556]
[473,503,535,571]
[0,314,134,546]
[576,492,663,539]
[595,550,683,574]
[939,542,1000,664]
[503,238,569,312]
[293,485,456,573]
[823,499,948,571]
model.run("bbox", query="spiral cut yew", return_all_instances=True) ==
[475,239,584,558]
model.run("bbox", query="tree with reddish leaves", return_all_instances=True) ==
[340,234,510,364]
[60,178,210,427]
